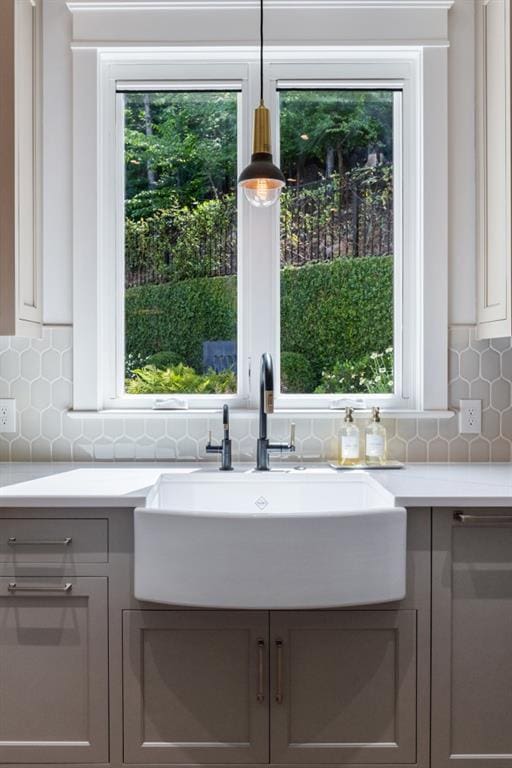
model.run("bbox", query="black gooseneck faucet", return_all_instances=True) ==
[206,404,233,471]
[256,353,295,471]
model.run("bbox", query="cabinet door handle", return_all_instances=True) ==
[8,536,72,546]
[454,512,512,524]
[275,639,284,704]
[257,639,265,702]
[7,582,73,593]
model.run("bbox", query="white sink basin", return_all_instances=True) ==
[134,470,406,609]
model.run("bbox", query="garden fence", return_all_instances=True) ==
[125,165,393,287]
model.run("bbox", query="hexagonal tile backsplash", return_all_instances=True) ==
[0,325,511,462]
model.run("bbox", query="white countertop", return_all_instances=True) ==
[0,461,512,508]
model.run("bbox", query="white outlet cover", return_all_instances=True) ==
[0,399,16,433]
[459,399,482,435]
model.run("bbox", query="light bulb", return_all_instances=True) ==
[241,177,284,208]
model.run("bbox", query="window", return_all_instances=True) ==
[115,70,405,408]
[278,88,398,397]
[72,45,448,413]
[121,89,239,396]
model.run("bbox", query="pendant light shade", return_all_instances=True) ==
[238,0,285,207]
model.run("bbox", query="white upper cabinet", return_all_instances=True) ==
[476,0,512,339]
[0,0,41,338]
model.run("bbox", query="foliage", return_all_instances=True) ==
[125,194,236,283]
[126,363,236,395]
[125,274,237,373]
[315,348,394,395]
[281,352,317,393]
[124,89,394,220]
[125,166,392,286]
[125,91,238,219]
[281,255,393,384]
[126,256,393,393]
[281,167,393,265]
[279,90,393,183]
[146,351,183,369]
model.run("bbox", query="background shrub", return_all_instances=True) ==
[126,275,236,373]
[315,348,393,394]
[125,255,393,391]
[126,364,236,394]
[281,352,317,393]
[280,256,393,384]
[146,351,183,369]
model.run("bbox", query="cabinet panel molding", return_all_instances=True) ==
[0,576,109,763]
[477,0,512,339]
[269,609,417,765]
[0,0,42,338]
[432,508,512,767]
[123,609,269,764]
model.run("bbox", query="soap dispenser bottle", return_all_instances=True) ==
[365,406,387,465]
[338,407,360,466]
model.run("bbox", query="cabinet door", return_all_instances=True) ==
[0,576,108,763]
[476,0,512,339]
[123,610,269,764]
[432,509,512,767]
[270,610,416,764]
[0,0,41,338]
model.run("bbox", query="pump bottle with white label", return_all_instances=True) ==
[338,407,360,466]
[365,406,387,465]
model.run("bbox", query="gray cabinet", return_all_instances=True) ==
[123,608,417,767]
[270,610,417,765]
[432,509,512,767]
[0,576,108,763]
[123,610,269,764]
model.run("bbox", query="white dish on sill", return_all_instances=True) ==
[134,471,406,609]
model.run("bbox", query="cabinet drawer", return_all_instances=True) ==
[0,518,108,563]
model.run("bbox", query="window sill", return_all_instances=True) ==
[66,408,455,420]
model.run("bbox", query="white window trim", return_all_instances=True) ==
[71,10,449,414]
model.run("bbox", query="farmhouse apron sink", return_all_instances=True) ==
[134,470,406,609]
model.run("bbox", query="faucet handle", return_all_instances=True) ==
[207,429,212,446]
[289,422,296,450]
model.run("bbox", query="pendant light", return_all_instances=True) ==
[238,0,286,207]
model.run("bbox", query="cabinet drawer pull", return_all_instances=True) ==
[454,512,512,524]
[7,582,73,594]
[275,639,284,704]
[8,536,72,546]
[257,639,265,702]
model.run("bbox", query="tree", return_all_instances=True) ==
[124,91,238,219]
[279,90,393,184]
[123,88,395,219]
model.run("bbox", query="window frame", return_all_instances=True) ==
[115,80,246,407]
[72,46,448,413]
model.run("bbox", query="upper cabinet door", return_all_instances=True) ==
[123,609,269,765]
[270,609,417,765]
[477,0,512,339]
[0,0,41,338]
[432,509,512,767]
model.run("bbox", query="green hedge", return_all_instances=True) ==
[281,256,393,379]
[126,275,236,373]
[125,255,393,384]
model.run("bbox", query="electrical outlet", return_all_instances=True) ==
[0,399,16,433]
[459,399,482,434]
